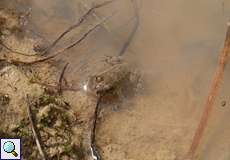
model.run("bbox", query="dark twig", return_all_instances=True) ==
[0,1,113,60]
[185,23,230,160]
[118,0,139,56]
[42,0,114,55]
[58,63,69,94]
[0,41,38,57]
[0,1,113,57]
[57,13,115,53]
[26,95,47,160]
[2,14,113,65]
[90,96,102,160]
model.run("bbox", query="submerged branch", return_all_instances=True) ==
[90,96,102,160]
[0,14,113,65]
[42,0,114,55]
[185,22,230,160]
[118,0,139,56]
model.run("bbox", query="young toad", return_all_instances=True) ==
[86,56,131,96]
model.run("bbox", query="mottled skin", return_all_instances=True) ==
[87,57,131,96]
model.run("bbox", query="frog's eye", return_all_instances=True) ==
[95,76,103,82]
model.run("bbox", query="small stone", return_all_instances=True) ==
[221,101,226,107]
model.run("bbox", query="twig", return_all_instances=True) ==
[118,0,139,56]
[90,96,102,160]
[26,95,47,160]
[58,63,69,94]
[0,1,113,57]
[55,14,113,54]
[79,1,112,33]
[0,41,38,57]
[0,14,113,65]
[0,9,37,57]
[80,0,139,56]
[185,22,230,160]
[42,0,114,55]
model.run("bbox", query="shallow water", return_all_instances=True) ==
[23,0,230,159]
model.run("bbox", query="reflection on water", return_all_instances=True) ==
[26,0,230,159]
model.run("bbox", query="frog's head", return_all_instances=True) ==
[86,74,111,95]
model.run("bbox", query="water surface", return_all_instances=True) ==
[27,0,230,159]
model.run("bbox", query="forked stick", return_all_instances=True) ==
[42,0,114,55]
[185,22,230,160]
[0,1,113,57]
[0,14,113,65]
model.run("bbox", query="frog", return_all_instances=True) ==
[86,56,131,97]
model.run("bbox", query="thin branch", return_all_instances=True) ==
[79,0,112,33]
[26,95,47,160]
[2,14,113,65]
[0,41,38,57]
[118,0,139,56]
[90,96,102,160]
[0,9,38,57]
[0,1,113,58]
[42,0,114,55]
[58,63,69,94]
[185,22,230,160]
[60,15,113,51]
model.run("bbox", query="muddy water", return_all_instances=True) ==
[26,0,230,159]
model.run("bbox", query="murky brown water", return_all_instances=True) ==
[16,0,230,159]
